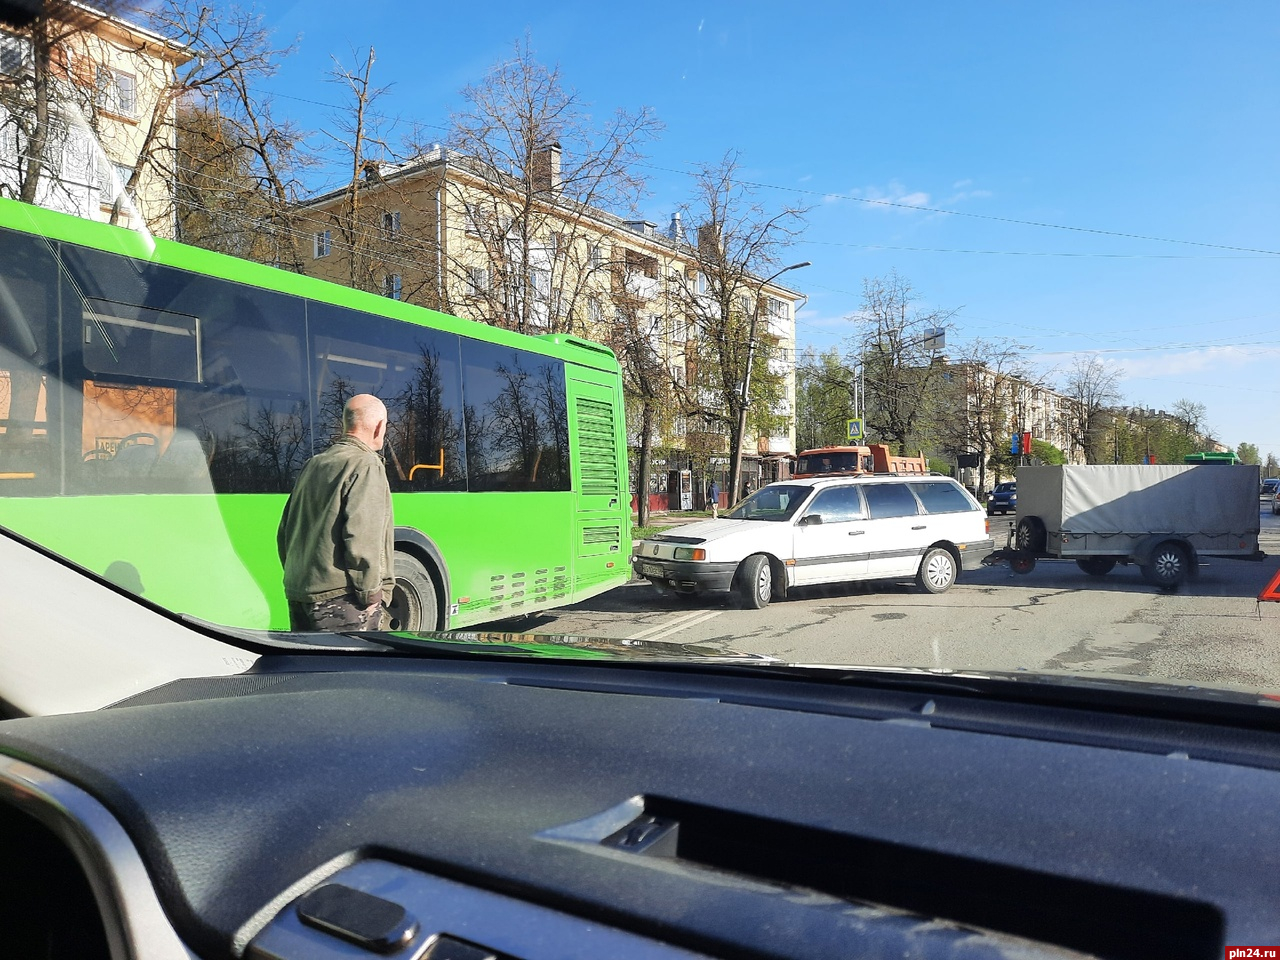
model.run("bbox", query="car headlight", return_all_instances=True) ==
[674,547,707,561]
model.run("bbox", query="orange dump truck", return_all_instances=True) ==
[792,444,928,479]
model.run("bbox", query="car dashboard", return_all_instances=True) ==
[3,646,1280,960]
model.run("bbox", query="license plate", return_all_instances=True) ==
[641,562,663,577]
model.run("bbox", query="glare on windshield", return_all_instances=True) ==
[725,485,813,522]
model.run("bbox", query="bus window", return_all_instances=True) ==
[461,339,569,492]
[59,246,311,494]
[81,300,200,384]
[0,227,58,494]
[309,302,466,491]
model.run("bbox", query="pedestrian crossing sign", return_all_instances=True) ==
[846,418,864,441]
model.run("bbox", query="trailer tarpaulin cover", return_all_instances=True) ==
[1021,465,1259,537]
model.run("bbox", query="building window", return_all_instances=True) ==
[587,297,604,327]
[384,274,402,300]
[589,243,605,270]
[98,160,133,206]
[313,231,331,258]
[467,266,490,296]
[0,29,30,75]
[95,66,136,118]
[382,210,401,238]
[670,311,688,344]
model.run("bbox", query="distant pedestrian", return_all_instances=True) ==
[709,479,720,517]
[277,394,395,631]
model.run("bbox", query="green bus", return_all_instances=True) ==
[0,198,631,631]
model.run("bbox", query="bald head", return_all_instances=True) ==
[342,394,388,451]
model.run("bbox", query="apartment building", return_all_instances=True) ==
[945,360,1083,489]
[302,144,805,491]
[0,6,188,233]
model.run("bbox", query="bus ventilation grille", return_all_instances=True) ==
[582,523,622,549]
[576,397,620,497]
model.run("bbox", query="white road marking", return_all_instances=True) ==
[628,609,724,642]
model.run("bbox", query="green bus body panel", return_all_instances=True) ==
[0,492,607,629]
[0,198,632,630]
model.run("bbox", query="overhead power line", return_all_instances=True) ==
[634,161,1280,258]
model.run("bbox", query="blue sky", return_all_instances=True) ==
[249,0,1280,457]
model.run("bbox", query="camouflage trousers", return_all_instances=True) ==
[288,594,384,632]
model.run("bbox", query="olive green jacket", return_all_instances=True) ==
[277,436,394,606]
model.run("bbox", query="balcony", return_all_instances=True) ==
[625,271,660,301]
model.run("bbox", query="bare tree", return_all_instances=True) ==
[1061,355,1123,463]
[602,291,679,526]
[141,2,313,267]
[850,271,956,456]
[670,152,808,501]
[942,338,1042,492]
[1171,398,1211,448]
[316,46,395,294]
[437,36,661,333]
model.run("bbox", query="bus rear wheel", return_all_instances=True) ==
[387,552,440,631]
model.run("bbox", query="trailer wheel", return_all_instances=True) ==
[1009,554,1036,575]
[1140,541,1189,589]
[1076,557,1117,577]
[1015,516,1046,553]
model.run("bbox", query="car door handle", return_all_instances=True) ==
[912,525,926,530]
[848,530,865,536]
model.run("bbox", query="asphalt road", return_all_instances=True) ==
[483,506,1280,691]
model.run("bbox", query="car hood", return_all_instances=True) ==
[647,517,769,542]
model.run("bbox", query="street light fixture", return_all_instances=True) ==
[730,260,811,501]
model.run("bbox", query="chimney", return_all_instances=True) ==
[668,212,684,243]
[530,141,562,193]
[697,223,722,254]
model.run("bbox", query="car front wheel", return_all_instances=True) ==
[735,554,772,609]
[917,547,957,594]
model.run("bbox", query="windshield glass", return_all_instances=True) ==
[1,1,1277,704]
[724,484,812,522]
[795,452,863,476]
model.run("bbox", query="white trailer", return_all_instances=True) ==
[990,464,1262,587]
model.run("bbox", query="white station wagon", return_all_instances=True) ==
[633,475,994,608]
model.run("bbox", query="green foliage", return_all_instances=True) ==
[927,458,953,476]
[1236,442,1261,465]
[1031,439,1066,465]
[795,347,857,450]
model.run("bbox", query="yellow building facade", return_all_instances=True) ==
[303,145,805,484]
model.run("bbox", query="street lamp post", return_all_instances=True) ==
[730,260,810,501]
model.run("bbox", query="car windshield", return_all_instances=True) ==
[723,484,813,522]
[0,1,1277,709]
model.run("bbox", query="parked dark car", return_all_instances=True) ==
[987,482,1017,515]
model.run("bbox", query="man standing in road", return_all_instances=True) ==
[277,394,395,631]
